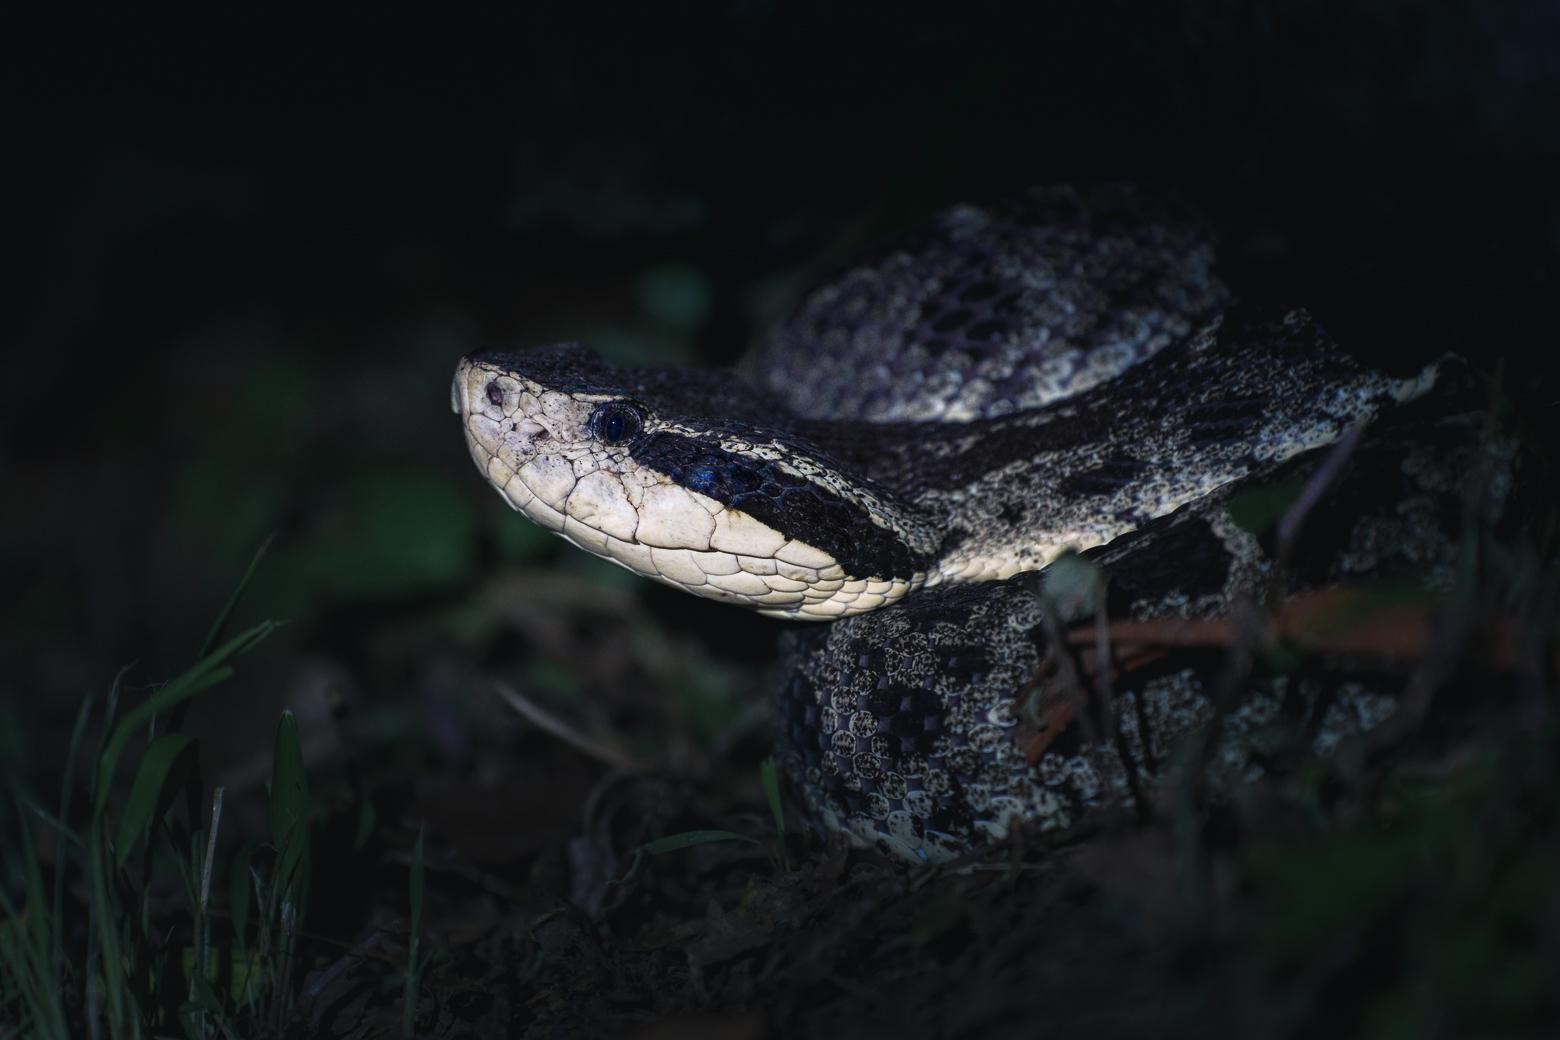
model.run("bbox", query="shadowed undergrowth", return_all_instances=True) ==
[2,487,1556,1039]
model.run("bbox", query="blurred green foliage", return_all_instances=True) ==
[1242,728,1560,1036]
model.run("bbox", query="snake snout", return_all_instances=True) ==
[451,361,493,418]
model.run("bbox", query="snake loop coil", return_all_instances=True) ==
[453,185,1500,863]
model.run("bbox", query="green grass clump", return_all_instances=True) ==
[0,547,324,1039]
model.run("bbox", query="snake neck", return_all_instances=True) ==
[802,309,1439,587]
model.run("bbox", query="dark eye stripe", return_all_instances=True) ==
[631,432,929,581]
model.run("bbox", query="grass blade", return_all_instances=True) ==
[268,711,309,854]
[227,842,254,954]
[199,535,276,661]
[88,817,130,1037]
[266,710,311,1033]
[113,734,198,868]
[760,756,792,871]
[640,829,759,855]
[760,757,786,842]
[189,786,224,1016]
[403,824,426,1039]
[53,690,95,984]
[2,795,69,1038]
[94,620,277,818]
[613,829,761,886]
[408,825,426,944]
[16,797,85,852]
[226,841,258,1010]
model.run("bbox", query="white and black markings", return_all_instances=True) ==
[451,352,924,620]
[629,431,933,585]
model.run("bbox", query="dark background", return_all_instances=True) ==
[10,3,1558,702]
[3,5,1558,1028]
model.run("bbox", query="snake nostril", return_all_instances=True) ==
[515,418,550,446]
[485,381,504,407]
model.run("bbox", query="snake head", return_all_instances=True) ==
[451,343,930,619]
[452,343,658,542]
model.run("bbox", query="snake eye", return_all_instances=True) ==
[485,381,504,407]
[593,402,643,445]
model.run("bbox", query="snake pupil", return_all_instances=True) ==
[595,403,641,444]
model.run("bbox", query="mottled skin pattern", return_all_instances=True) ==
[760,184,1228,422]
[452,185,1488,862]
[797,307,1435,585]
[777,413,1508,862]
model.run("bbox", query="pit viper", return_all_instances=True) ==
[452,185,1495,862]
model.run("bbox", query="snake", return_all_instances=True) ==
[451,184,1481,863]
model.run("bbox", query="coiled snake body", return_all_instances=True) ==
[452,185,1477,862]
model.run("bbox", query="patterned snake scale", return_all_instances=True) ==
[452,184,1504,863]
